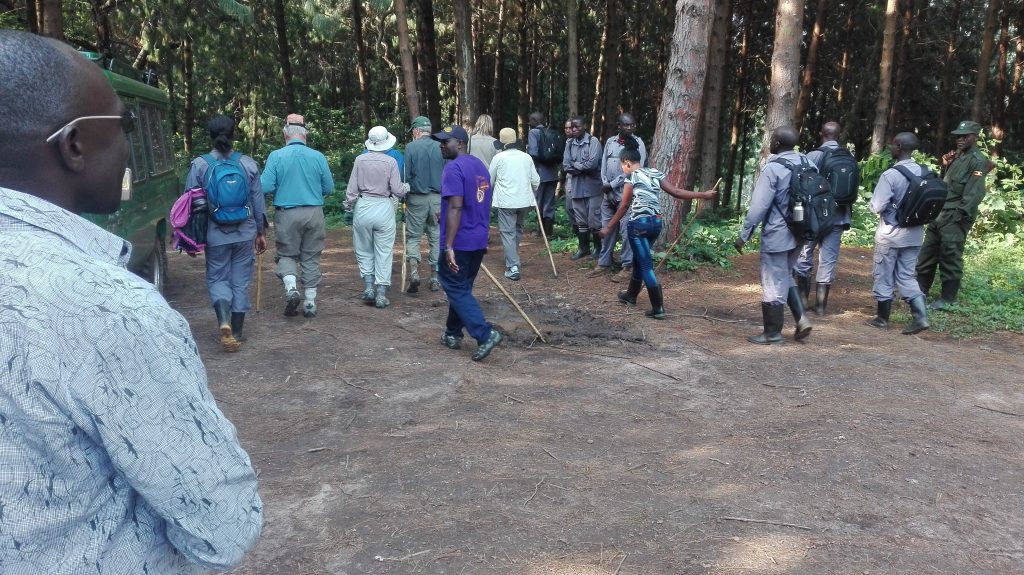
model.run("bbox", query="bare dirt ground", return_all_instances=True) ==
[164,227,1024,575]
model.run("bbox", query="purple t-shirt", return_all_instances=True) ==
[440,154,492,251]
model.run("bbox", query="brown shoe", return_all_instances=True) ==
[610,265,633,283]
[586,266,611,278]
[220,326,241,352]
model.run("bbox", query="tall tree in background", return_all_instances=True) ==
[272,0,296,113]
[567,0,579,116]
[352,0,372,132]
[601,0,623,139]
[453,0,476,125]
[415,0,442,127]
[990,2,1010,154]
[870,0,898,153]
[394,0,420,120]
[935,0,962,147]
[490,0,508,120]
[40,0,64,40]
[760,0,804,161]
[697,0,730,212]
[794,0,827,134]
[650,0,712,242]
[971,0,1001,121]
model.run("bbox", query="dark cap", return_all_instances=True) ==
[431,125,469,144]
[951,120,982,135]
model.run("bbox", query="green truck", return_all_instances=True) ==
[82,52,178,293]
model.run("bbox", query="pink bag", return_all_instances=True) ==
[170,187,208,255]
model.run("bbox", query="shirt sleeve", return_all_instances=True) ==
[344,159,359,210]
[319,154,335,197]
[244,156,265,234]
[958,155,988,217]
[260,152,277,195]
[389,158,404,198]
[740,166,779,242]
[184,158,205,192]
[639,139,648,169]
[441,163,462,199]
[65,298,262,570]
[578,139,603,174]
[527,129,539,158]
[870,170,896,215]
[529,161,540,192]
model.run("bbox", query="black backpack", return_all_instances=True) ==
[771,157,837,242]
[536,127,565,165]
[892,165,948,227]
[815,146,860,206]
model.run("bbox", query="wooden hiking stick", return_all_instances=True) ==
[400,218,407,293]
[655,178,722,274]
[533,200,558,277]
[480,263,546,343]
[255,251,263,312]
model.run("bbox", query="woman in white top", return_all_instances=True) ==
[489,127,539,280]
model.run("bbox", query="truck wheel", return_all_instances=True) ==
[148,233,168,293]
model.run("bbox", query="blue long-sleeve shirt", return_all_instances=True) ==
[0,187,262,574]
[261,139,334,207]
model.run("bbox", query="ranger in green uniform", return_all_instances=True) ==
[916,120,990,310]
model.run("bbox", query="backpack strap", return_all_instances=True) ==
[892,164,927,185]
[228,151,242,163]
[814,146,832,171]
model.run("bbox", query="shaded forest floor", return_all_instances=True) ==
[164,227,1024,575]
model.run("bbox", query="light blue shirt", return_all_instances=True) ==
[0,187,262,574]
[261,139,334,207]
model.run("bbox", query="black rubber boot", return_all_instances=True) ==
[213,300,239,352]
[787,286,813,341]
[917,270,935,298]
[571,231,590,260]
[591,232,602,258]
[814,283,830,316]
[929,279,961,310]
[866,300,892,329]
[617,279,643,305]
[748,302,785,345]
[231,312,246,342]
[795,273,811,308]
[644,285,665,319]
[542,217,554,238]
[903,295,930,335]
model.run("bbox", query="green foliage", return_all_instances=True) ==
[660,214,738,272]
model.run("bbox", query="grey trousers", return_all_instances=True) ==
[274,205,325,288]
[404,192,440,269]
[598,197,633,267]
[535,180,557,220]
[206,240,254,312]
[571,195,603,232]
[353,196,396,286]
[761,248,800,304]
[497,207,531,268]
[794,225,843,283]
[872,242,923,301]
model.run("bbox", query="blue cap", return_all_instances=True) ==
[431,125,469,144]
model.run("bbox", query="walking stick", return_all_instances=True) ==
[255,251,264,312]
[533,200,558,277]
[655,178,722,274]
[401,217,407,294]
[480,263,547,343]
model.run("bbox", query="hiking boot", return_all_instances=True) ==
[214,300,240,352]
[504,265,521,281]
[472,329,503,361]
[571,231,590,260]
[787,286,813,341]
[284,288,301,316]
[441,333,463,349]
[429,277,441,292]
[814,282,831,316]
[610,265,633,283]
[748,302,785,345]
[407,266,421,293]
[303,301,317,318]
[586,265,611,278]
[375,285,390,308]
[903,295,930,335]
[866,300,891,329]
[362,275,376,304]
[618,279,643,306]
[230,312,246,342]
[645,284,666,319]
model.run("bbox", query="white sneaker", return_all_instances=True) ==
[504,265,521,281]
[303,300,317,318]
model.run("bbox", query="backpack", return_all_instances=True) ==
[771,157,837,242]
[815,146,860,206]
[892,165,948,227]
[536,127,565,165]
[170,187,208,255]
[202,152,252,224]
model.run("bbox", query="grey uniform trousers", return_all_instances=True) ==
[761,248,800,304]
[206,240,255,312]
[598,197,633,267]
[404,192,441,269]
[274,205,325,289]
[535,181,557,220]
[571,195,603,232]
[353,196,397,286]
[794,225,843,283]
[872,243,923,302]
[497,207,531,268]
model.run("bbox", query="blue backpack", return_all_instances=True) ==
[202,152,251,224]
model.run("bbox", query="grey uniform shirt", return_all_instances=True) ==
[870,159,925,248]
[563,133,603,199]
[601,135,647,200]
[740,150,806,253]
[806,140,852,227]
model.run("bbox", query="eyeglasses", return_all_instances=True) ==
[45,110,136,143]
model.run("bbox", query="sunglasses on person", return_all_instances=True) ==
[45,109,137,143]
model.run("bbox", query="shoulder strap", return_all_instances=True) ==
[228,151,242,163]
[892,164,921,184]
[814,146,832,170]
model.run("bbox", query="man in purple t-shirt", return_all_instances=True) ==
[432,125,502,361]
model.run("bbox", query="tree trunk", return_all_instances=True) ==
[870,0,898,154]
[602,0,623,140]
[794,0,827,134]
[567,0,579,116]
[26,0,39,33]
[722,0,751,211]
[697,0,731,212]
[415,0,442,127]
[182,36,195,157]
[133,15,156,70]
[40,0,64,40]
[516,0,531,134]
[490,0,507,122]
[835,7,856,111]
[89,0,113,57]
[759,0,804,162]
[887,0,914,135]
[736,111,752,212]
[272,0,296,114]
[453,0,477,125]
[990,3,1010,155]
[649,0,712,243]
[970,0,1001,122]
[393,0,420,120]
[1012,4,1024,120]
[352,0,373,132]
[935,0,961,150]
[589,3,610,136]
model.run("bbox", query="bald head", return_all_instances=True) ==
[528,112,544,128]
[890,132,919,160]
[770,126,799,153]
[820,122,841,141]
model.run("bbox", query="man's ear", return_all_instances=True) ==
[56,127,87,173]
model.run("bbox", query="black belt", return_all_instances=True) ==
[275,205,305,210]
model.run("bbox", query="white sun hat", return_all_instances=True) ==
[365,125,397,152]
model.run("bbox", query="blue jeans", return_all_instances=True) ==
[206,240,255,312]
[627,215,662,288]
[437,249,493,344]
